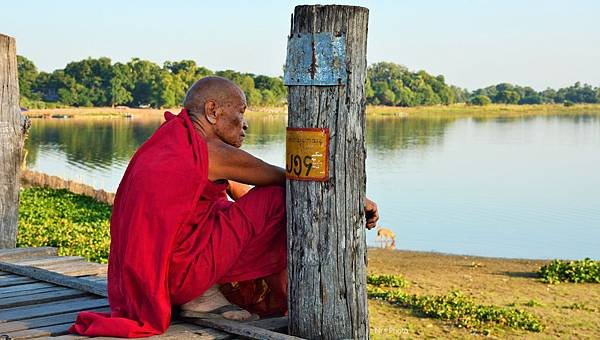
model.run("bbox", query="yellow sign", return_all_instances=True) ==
[286,128,329,181]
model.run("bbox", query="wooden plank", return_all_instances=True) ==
[0,282,54,294]
[0,307,109,333]
[41,260,95,271]
[92,323,232,340]
[153,323,232,340]
[0,276,35,287]
[11,256,84,268]
[0,287,89,308]
[0,297,108,322]
[0,286,64,299]
[0,247,58,261]
[0,261,107,297]
[247,316,288,332]
[184,318,303,340]
[79,275,108,283]
[1,321,73,339]
[43,261,107,277]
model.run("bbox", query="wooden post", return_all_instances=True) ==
[0,34,29,248]
[284,5,369,339]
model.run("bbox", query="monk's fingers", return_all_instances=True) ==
[367,209,379,224]
[365,197,376,209]
[366,216,378,229]
[364,197,379,229]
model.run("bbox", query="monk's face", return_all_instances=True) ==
[214,91,248,148]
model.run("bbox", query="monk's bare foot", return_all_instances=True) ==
[181,284,253,321]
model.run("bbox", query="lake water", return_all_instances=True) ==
[25,113,600,260]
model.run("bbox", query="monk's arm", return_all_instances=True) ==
[210,140,379,227]
[208,141,285,186]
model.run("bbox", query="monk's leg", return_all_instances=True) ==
[181,185,287,319]
[217,185,287,282]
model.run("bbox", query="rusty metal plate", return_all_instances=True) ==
[286,128,329,181]
[284,32,346,86]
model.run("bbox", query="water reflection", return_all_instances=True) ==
[25,118,162,190]
[26,118,161,170]
[367,116,454,151]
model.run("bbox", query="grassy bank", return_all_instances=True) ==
[367,103,600,118]
[17,187,600,338]
[23,105,287,119]
[24,103,600,120]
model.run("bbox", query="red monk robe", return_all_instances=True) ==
[69,109,287,337]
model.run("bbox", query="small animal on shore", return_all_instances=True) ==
[376,226,396,249]
[385,238,396,249]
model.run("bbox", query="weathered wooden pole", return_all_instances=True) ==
[284,5,369,339]
[0,34,29,248]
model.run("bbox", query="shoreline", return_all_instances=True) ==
[19,169,594,263]
[23,103,600,119]
[367,246,559,262]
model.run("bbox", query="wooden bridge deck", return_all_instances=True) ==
[0,247,296,339]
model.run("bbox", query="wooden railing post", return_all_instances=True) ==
[0,34,29,248]
[284,5,369,339]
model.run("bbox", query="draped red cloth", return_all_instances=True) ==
[69,109,287,338]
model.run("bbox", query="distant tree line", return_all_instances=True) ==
[17,56,286,109]
[17,56,600,108]
[365,62,600,107]
[468,82,600,106]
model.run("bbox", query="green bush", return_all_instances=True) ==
[468,95,492,106]
[367,274,407,288]
[538,258,600,284]
[368,286,543,332]
[18,187,111,263]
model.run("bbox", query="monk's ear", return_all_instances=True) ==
[204,100,218,124]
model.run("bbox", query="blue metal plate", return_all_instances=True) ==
[284,32,347,86]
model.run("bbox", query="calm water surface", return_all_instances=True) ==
[25,113,600,259]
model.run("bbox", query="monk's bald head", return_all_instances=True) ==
[184,76,245,115]
[184,76,248,147]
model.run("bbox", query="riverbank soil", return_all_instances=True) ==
[367,249,600,339]
[24,103,600,119]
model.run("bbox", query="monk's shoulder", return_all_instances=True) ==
[205,139,235,162]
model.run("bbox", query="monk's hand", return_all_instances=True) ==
[365,197,379,230]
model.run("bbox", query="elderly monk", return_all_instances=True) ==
[69,76,379,337]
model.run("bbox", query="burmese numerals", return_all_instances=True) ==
[286,154,313,177]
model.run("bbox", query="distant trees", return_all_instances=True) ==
[17,56,287,108]
[469,82,600,106]
[17,56,600,108]
[365,62,465,107]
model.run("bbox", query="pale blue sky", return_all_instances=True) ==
[1,0,599,90]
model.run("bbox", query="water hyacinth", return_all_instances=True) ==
[367,286,543,332]
[539,258,600,284]
[18,187,111,263]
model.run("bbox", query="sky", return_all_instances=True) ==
[1,0,599,91]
